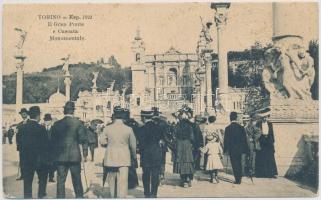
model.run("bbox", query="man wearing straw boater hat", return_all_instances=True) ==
[51,101,88,198]
[100,106,137,198]
[139,110,166,198]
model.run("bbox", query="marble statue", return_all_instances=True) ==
[200,17,213,47]
[14,28,27,49]
[263,44,315,100]
[214,13,227,27]
[61,55,70,73]
[92,71,99,88]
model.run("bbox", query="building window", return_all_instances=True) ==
[136,53,140,62]
[137,97,140,106]
[159,77,164,86]
[183,76,188,86]
[167,68,177,86]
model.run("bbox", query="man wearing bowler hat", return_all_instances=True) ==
[20,106,49,198]
[16,108,29,180]
[43,113,56,182]
[51,101,88,198]
[223,112,249,184]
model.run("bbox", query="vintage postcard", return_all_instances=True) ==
[1,1,319,198]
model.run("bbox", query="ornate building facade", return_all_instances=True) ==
[130,29,218,116]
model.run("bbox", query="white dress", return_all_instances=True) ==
[203,142,223,170]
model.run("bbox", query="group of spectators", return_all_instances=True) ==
[9,101,278,199]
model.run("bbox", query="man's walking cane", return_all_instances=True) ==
[248,154,254,184]
[81,160,90,194]
[225,155,229,174]
[16,161,20,178]
[80,145,90,195]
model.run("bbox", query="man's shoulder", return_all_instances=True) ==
[54,116,81,126]
[225,122,242,130]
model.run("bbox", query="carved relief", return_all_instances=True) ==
[263,42,315,100]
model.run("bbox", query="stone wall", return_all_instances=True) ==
[271,122,318,176]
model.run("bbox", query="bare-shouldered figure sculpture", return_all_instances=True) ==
[263,42,315,100]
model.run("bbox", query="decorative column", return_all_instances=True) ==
[15,55,25,113]
[204,52,213,110]
[211,3,230,109]
[64,71,71,102]
[14,28,27,115]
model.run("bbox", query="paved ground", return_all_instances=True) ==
[2,143,318,198]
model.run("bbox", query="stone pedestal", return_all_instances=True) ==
[269,100,318,176]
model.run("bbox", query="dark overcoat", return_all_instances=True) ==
[86,127,98,148]
[255,122,278,177]
[139,121,164,168]
[20,120,49,167]
[51,116,88,162]
[223,122,249,156]
[16,120,27,151]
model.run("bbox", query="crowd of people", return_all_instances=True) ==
[6,102,278,198]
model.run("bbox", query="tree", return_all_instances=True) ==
[244,86,269,115]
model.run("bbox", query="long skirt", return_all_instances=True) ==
[173,139,194,175]
[173,162,194,175]
[255,149,278,178]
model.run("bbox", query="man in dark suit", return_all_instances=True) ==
[191,116,205,170]
[51,101,88,198]
[16,108,29,181]
[20,106,49,198]
[43,113,56,182]
[83,122,98,162]
[7,126,15,144]
[139,113,165,198]
[223,112,249,184]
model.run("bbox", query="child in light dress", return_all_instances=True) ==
[200,134,223,183]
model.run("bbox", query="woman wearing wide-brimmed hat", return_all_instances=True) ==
[254,108,278,178]
[173,111,195,188]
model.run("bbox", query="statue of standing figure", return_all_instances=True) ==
[92,71,99,89]
[200,16,213,48]
[61,55,70,74]
[14,28,27,49]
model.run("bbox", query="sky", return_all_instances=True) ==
[2,2,319,75]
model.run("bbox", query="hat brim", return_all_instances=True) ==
[257,112,271,118]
